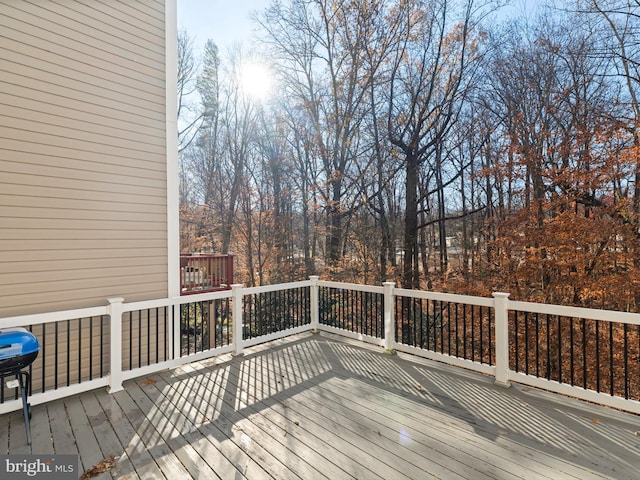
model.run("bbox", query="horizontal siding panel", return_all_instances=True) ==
[0,58,163,119]
[1,255,169,275]
[2,218,166,233]
[0,85,164,133]
[0,248,167,264]
[0,94,165,143]
[0,171,165,198]
[2,272,167,297]
[3,281,169,317]
[0,36,164,105]
[74,0,165,37]
[0,238,167,252]
[0,206,167,223]
[1,5,164,74]
[0,131,166,171]
[0,194,166,214]
[62,0,165,54]
[0,114,165,156]
[0,16,165,93]
[3,0,165,62]
[0,155,166,184]
[0,68,164,125]
[0,228,167,242]
[0,182,165,206]
[0,264,168,287]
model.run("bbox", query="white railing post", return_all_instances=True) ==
[232,284,244,356]
[383,282,396,354]
[309,275,320,332]
[107,297,124,394]
[493,292,511,388]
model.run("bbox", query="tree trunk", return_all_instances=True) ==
[403,154,420,289]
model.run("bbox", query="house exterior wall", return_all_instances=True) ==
[0,0,172,317]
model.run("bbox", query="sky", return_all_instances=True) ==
[177,0,271,56]
[178,0,543,58]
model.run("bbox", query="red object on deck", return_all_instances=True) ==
[180,253,234,295]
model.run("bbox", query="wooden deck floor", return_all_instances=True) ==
[1,332,639,479]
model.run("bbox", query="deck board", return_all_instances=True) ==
[80,392,138,480]
[1,333,638,479]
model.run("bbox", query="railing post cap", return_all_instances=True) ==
[309,275,320,281]
[492,292,510,299]
[107,297,125,304]
[230,283,244,289]
[383,281,395,287]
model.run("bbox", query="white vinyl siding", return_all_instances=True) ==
[0,0,169,316]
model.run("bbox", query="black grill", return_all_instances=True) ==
[0,327,39,445]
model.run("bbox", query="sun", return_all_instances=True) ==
[239,62,273,100]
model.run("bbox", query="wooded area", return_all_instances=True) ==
[178,0,640,312]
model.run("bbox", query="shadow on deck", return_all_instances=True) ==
[1,332,639,479]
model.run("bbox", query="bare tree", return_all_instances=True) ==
[177,30,202,152]
[386,0,487,288]
[258,0,397,267]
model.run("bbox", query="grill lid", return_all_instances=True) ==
[0,327,39,359]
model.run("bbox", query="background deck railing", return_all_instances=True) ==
[1,278,639,415]
[180,253,234,295]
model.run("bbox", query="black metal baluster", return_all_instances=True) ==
[535,313,540,377]
[100,316,104,378]
[66,319,70,386]
[129,311,133,369]
[447,303,452,355]
[624,323,629,399]
[78,318,82,384]
[514,311,519,372]
[582,318,587,389]
[55,322,59,389]
[148,308,152,363]
[609,321,614,396]
[89,317,93,380]
[545,314,551,380]
[462,304,467,359]
[455,304,459,357]
[164,306,168,361]
[558,315,562,384]
[570,317,574,386]
[488,307,493,365]
[440,301,444,355]
[479,305,484,363]
[524,312,529,374]
[155,308,159,363]
[595,320,601,393]
[470,305,475,361]
[138,310,142,367]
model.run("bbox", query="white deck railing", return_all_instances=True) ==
[1,277,639,415]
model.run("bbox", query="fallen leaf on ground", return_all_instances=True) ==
[80,455,116,479]
[140,378,157,386]
[591,418,600,425]
[416,384,426,393]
